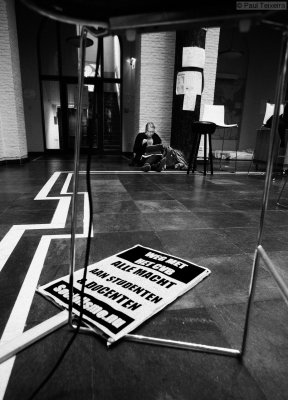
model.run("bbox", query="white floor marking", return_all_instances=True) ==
[0,228,25,273]
[60,173,73,195]
[34,171,62,200]
[0,236,51,398]
[0,171,92,399]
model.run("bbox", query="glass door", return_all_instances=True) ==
[66,83,98,150]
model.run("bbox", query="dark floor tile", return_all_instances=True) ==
[218,226,288,253]
[93,200,140,214]
[135,199,188,213]
[192,253,281,304]
[157,183,201,192]
[206,178,245,186]
[206,299,288,400]
[133,307,231,347]
[41,237,87,274]
[144,212,206,230]
[167,189,220,201]
[129,191,174,200]
[261,210,288,227]
[260,250,288,282]
[122,183,162,192]
[91,182,128,193]
[0,224,12,240]
[224,197,283,211]
[179,198,233,212]
[91,192,132,201]
[93,213,153,232]
[6,198,59,212]
[0,236,41,336]
[156,229,243,259]
[193,211,259,228]
[176,254,253,308]
[0,209,56,224]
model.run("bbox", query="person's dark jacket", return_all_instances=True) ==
[265,104,288,147]
[132,132,162,165]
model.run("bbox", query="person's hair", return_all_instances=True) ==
[145,122,155,131]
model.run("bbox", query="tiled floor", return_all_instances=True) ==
[0,155,288,400]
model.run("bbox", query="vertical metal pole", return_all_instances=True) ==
[276,175,288,206]
[241,29,288,356]
[219,128,225,171]
[68,26,88,326]
[204,133,207,175]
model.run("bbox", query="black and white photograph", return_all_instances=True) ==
[0,1,288,399]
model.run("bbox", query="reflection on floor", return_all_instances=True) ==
[0,155,288,400]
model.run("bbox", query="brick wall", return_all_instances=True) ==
[130,29,219,152]
[134,32,176,147]
[0,0,27,161]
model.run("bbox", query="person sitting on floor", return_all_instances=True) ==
[140,143,166,172]
[129,122,162,167]
[265,102,288,149]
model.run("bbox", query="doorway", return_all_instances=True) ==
[39,20,122,154]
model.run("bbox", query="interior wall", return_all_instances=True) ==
[239,25,283,150]
[136,32,176,147]
[0,0,27,161]
[15,0,43,153]
[121,34,137,153]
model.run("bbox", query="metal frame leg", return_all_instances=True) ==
[68,26,88,327]
[277,175,288,207]
[68,25,108,331]
[203,133,207,176]
[219,128,226,171]
[192,134,201,173]
[240,28,288,356]
[208,133,213,175]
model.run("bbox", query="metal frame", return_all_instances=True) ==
[62,22,288,356]
[1,14,288,364]
[277,174,288,208]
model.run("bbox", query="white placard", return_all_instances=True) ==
[184,71,202,94]
[176,72,185,95]
[182,47,205,68]
[183,92,197,111]
[179,71,203,111]
[38,245,211,344]
[176,71,202,96]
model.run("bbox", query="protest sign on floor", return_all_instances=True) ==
[38,245,211,343]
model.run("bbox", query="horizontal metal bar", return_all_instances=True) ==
[123,334,241,357]
[257,245,288,307]
[0,311,68,365]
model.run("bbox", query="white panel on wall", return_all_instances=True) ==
[0,0,27,161]
[198,27,220,158]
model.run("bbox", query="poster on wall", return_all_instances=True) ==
[182,46,205,68]
[176,71,203,111]
[38,245,211,344]
[176,72,185,95]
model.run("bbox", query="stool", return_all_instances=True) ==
[187,121,216,176]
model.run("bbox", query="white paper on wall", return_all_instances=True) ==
[176,72,185,95]
[180,71,203,111]
[184,71,202,94]
[183,92,197,111]
[182,47,205,68]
